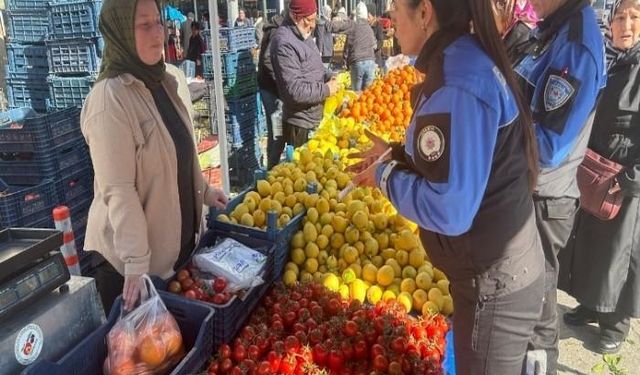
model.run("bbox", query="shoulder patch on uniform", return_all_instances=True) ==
[418,125,445,162]
[544,74,575,112]
[411,113,451,183]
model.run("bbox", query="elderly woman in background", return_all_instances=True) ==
[562,0,640,355]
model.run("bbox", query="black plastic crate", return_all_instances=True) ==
[5,43,49,75]
[24,290,215,375]
[6,74,50,112]
[47,75,96,110]
[0,107,82,153]
[6,11,49,43]
[0,179,58,228]
[0,139,88,186]
[48,0,102,39]
[171,229,275,344]
[46,37,102,75]
[56,166,93,205]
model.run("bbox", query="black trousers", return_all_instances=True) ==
[285,123,310,148]
[453,274,545,375]
[525,197,579,375]
[84,252,124,315]
[579,305,631,341]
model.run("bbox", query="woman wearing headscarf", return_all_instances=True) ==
[562,0,640,355]
[81,0,227,313]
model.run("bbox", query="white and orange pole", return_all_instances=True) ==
[52,206,81,276]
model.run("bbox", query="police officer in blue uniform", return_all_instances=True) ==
[349,0,545,373]
[512,0,606,374]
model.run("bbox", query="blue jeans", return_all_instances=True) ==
[350,60,377,91]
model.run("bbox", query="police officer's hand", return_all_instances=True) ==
[346,129,390,174]
[352,161,378,188]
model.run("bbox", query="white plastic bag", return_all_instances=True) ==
[104,275,184,375]
[271,99,283,139]
[192,238,267,291]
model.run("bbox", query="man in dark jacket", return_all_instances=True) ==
[271,0,339,148]
[258,13,285,169]
[344,2,377,91]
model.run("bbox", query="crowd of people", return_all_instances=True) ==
[78,0,639,374]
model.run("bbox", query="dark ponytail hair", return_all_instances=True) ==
[408,0,539,190]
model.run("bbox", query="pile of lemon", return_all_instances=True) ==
[282,176,453,317]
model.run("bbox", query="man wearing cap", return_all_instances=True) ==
[270,0,340,148]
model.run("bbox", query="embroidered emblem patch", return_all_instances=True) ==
[418,125,445,162]
[544,75,575,112]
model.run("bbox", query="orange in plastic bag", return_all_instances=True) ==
[104,275,185,375]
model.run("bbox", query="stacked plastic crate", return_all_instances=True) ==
[0,107,91,253]
[4,0,52,112]
[202,27,266,191]
[46,0,102,110]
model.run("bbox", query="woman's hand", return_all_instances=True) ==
[346,129,391,174]
[122,274,142,311]
[210,188,228,210]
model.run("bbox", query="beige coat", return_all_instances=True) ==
[81,68,216,279]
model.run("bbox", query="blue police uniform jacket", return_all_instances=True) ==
[514,1,606,198]
[376,34,543,288]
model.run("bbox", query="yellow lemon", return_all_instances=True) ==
[376,265,395,287]
[283,270,297,287]
[416,272,433,291]
[400,278,417,294]
[412,289,429,311]
[397,292,413,313]
[362,264,378,284]
[367,285,383,304]
[290,248,306,266]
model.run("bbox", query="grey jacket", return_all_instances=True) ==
[271,19,329,129]
[344,19,377,67]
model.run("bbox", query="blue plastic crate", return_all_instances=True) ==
[47,75,96,110]
[219,27,257,52]
[6,0,48,10]
[56,166,93,205]
[223,73,257,99]
[5,43,49,75]
[0,179,58,228]
[47,37,102,75]
[0,107,82,153]
[6,11,49,43]
[225,93,258,126]
[0,138,88,185]
[163,229,275,344]
[6,73,50,112]
[23,290,215,375]
[49,0,102,39]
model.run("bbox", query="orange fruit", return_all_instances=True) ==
[162,330,183,357]
[110,358,137,375]
[138,335,167,367]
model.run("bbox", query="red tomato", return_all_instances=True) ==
[312,344,328,365]
[176,269,190,281]
[256,361,271,375]
[325,298,341,316]
[283,311,297,327]
[212,293,226,305]
[344,320,358,337]
[373,355,389,372]
[370,344,385,358]
[241,326,255,341]
[184,290,197,299]
[271,320,284,332]
[213,277,228,293]
[267,350,281,372]
[353,339,368,360]
[292,323,306,334]
[391,337,406,354]
[247,344,260,360]
[328,350,344,371]
[388,361,403,375]
[180,278,194,290]
[341,340,354,361]
[219,358,233,373]
[284,336,300,353]
[232,344,246,362]
[207,360,219,374]
[279,355,296,375]
[219,344,232,359]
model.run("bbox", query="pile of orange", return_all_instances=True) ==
[339,65,422,142]
[104,312,185,375]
